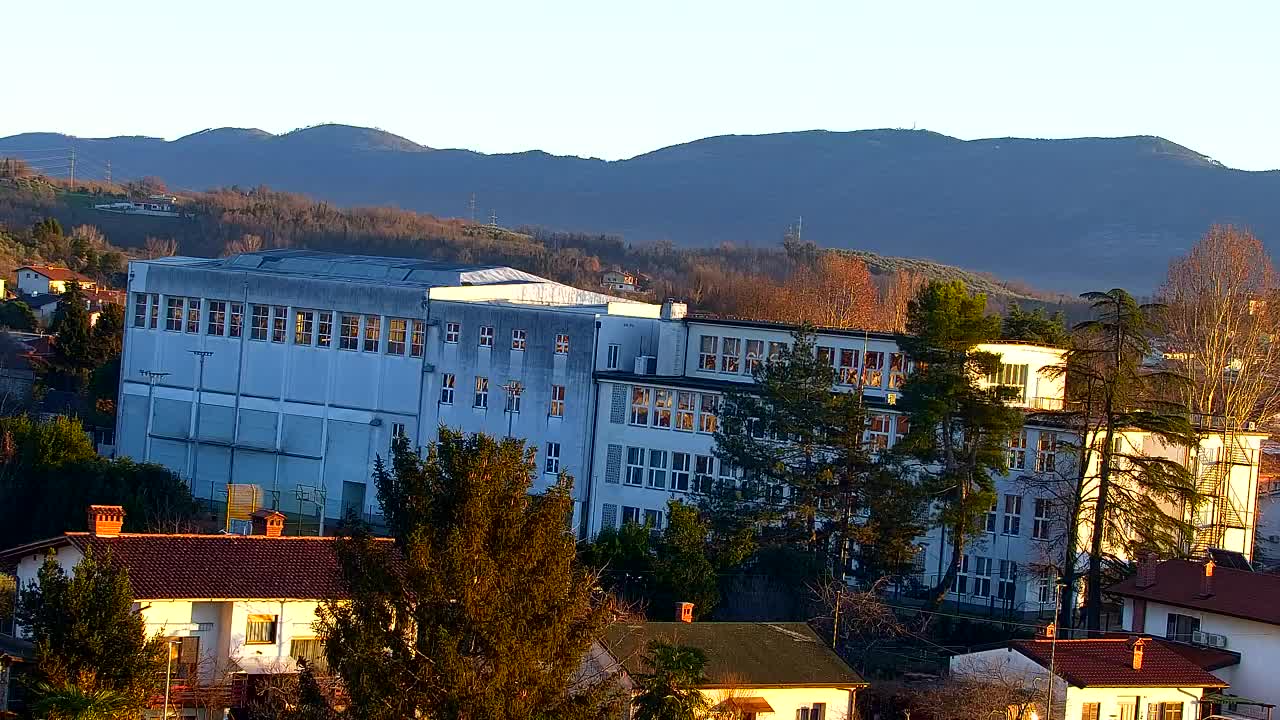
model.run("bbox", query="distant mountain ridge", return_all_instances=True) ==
[3,124,1278,291]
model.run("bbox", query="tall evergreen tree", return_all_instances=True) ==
[317,431,618,720]
[17,549,166,716]
[896,281,1025,609]
[1001,304,1071,346]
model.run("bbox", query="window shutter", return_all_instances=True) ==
[605,444,623,484]
[610,385,627,424]
[813,704,826,720]
[602,504,618,530]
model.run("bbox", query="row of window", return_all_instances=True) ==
[600,502,666,531]
[438,374,568,418]
[951,555,1020,601]
[1081,702,1183,720]
[1008,429,1060,473]
[134,294,428,357]
[984,494,1054,539]
[442,321,570,354]
[695,335,908,389]
[623,447,720,493]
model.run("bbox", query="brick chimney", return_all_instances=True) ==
[250,510,286,538]
[1131,637,1147,671]
[1043,622,1056,639]
[675,602,694,623]
[1135,551,1158,589]
[1198,559,1215,598]
[87,505,125,537]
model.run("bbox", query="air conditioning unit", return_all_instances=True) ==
[1192,630,1229,649]
[634,355,657,375]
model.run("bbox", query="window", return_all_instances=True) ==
[387,318,407,355]
[1002,494,1022,536]
[721,337,741,373]
[295,310,314,345]
[607,343,620,370]
[166,297,184,331]
[185,298,201,333]
[768,341,788,360]
[698,335,718,371]
[745,340,764,373]
[867,414,891,449]
[391,422,407,443]
[953,554,971,595]
[444,321,460,343]
[555,333,570,354]
[167,636,201,679]
[363,315,380,351]
[630,386,652,426]
[474,376,489,408]
[1008,430,1028,470]
[440,373,455,404]
[799,704,826,720]
[985,500,997,533]
[675,392,696,431]
[694,455,715,493]
[246,614,278,644]
[622,506,641,525]
[340,314,359,350]
[838,348,859,385]
[1117,701,1137,720]
[1150,703,1183,720]
[410,320,425,357]
[149,293,159,328]
[698,394,718,433]
[545,442,561,474]
[863,351,884,387]
[1036,431,1058,473]
[647,449,668,489]
[672,452,691,492]
[268,305,286,342]
[251,304,269,340]
[133,293,147,327]
[817,345,835,368]
[973,556,992,597]
[204,300,225,335]
[625,447,645,486]
[1166,613,1201,643]
[317,312,333,347]
[549,384,565,417]
[290,638,327,673]
[893,416,910,446]
[987,362,1029,402]
[1033,498,1052,539]
[1038,574,1053,604]
[479,325,494,348]
[506,383,521,414]
[889,352,907,388]
[998,560,1018,601]
[643,509,663,529]
[511,328,527,351]
[1082,703,1100,720]
[229,302,244,338]
[653,389,673,428]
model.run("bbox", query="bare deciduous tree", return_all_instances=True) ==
[143,236,178,259]
[222,233,265,256]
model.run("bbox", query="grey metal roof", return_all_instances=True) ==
[157,250,551,288]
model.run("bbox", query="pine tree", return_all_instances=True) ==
[16,548,166,715]
[631,642,711,720]
[652,503,720,619]
[1001,304,1071,346]
[317,431,619,720]
[896,281,1025,609]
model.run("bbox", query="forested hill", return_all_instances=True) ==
[2,125,1279,291]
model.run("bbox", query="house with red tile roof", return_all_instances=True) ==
[14,266,95,296]
[950,637,1229,720]
[1109,557,1280,716]
[0,505,367,719]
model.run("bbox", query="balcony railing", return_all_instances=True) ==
[1026,396,1065,411]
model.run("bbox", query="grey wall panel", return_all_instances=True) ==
[237,409,278,449]
[281,414,323,456]
[152,398,191,438]
[197,404,235,442]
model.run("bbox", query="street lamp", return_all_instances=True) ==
[140,370,170,463]
[162,637,181,719]
[189,351,213,488]
[500,380,524,438]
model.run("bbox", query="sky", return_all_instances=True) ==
[6,0,1279,169]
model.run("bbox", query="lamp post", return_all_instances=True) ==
[162,637,180,719]
[141,370,170,463]
[501,380,524,438]
[189,351,213,488]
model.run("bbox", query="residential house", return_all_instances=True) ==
[950,637,1229,720]
[15,266,95,296]
[601,270,639,293]
[0,505,360,719]
[595,606,866,720]
[1110,557,1280,715]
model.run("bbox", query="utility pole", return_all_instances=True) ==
[489,209,498,228]
[189,351,213,488]
[1045,573,1063,720]
[69,149,75,187]
[468,192,477,222]
[141,370,170,462]
[162,638,179,720]
[105,159,111,184]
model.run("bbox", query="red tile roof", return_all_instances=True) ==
[18,266,92,283]
[1010,639,1228,689]
[46,533,387,600]
[1160,641,1240,672]
[1108,558,1280,626]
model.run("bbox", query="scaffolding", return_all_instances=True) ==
[1189,414,1255,558]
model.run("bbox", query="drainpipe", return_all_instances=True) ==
[414,291,432,451]
[579,318,604,539]
[228,278,249,500]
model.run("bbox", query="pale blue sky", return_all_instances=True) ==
[6,0,1278,169]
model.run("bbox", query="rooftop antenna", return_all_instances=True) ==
[489,209,498,227]
[468,192,477,222]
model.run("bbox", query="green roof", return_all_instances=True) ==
[601,622,866,688]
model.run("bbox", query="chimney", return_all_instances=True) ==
[675,602,694,623]
[1131,637,1147,671]
[87,505,125,537]
[1043,622,1056,639]
[251,510,286,538]
[1199,559,1215,598]
[1135,551,1158,589]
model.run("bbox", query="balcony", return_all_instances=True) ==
[1026,396,1064,411]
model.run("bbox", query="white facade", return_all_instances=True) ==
[115,251,660,530]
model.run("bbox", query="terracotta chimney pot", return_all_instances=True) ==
[87,505,125,537]
[675,602,694,623]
